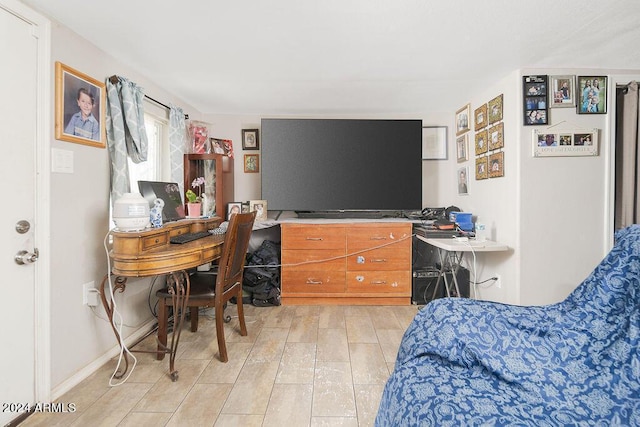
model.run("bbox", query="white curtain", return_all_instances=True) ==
[105,76,148,205]
[615,81,640,229]
[169,105,188,194]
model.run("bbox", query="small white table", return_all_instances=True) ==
[416,236,509,298]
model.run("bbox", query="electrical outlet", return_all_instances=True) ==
[83,281,99,306]
[494,275,501,289]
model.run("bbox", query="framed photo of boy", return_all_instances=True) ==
[242,129,259,150]
[55,62,106,148]
[549,75,575,108]
[577,76,607,114]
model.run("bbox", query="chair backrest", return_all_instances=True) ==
[216,211,257,293]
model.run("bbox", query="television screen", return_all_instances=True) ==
[261,118,422,214]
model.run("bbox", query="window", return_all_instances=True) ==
[128,113,167,190]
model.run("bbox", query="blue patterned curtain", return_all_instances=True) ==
[105,76,148,205]
[169,105,188,194]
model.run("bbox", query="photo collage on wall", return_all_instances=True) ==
[473,94,504,182]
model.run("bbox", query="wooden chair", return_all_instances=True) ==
[156,211,256,362]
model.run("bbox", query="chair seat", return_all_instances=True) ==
[156,273,217,299]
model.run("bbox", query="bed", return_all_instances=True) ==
[376,225,640,426]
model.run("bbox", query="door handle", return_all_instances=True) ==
[15,248,39,265]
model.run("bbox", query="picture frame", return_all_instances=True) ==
[422,126,448,160]
[549,75,576,108]
[523,75,549,126]
[474,104,488,131]
[488,94,503,124]
[457,166,469,195]
[488,151,504,178]
[488,122,504,151]
[242,128,260,150]
[576,76,607,114]
[475,156,488,180]
[55,62,106,148]
[227,202,242,220]
[210,138,234,158]
[244,154,259,173]
[455,104,471,136]
[456,134,468,163]
[249,199,268,222]
[532,128,599,157]
[475,129,488,156]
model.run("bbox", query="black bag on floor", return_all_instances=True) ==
[243,240,281,306]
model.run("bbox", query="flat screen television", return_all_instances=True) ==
[261,118,423,217]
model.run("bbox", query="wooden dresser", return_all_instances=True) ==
[280,221,412,305]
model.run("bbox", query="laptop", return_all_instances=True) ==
[138,181,186,223]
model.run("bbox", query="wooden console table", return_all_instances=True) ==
[100,217,223,381]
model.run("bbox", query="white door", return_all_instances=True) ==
[0,2,49,424]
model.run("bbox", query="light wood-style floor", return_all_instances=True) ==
[23,304,420,427]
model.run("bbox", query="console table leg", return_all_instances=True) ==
[99,274,129,379]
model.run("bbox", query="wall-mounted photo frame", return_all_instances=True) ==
[474,104,488,131]
[523,75,548,126]
[422,126,448,160]
[242,128,260,150]
[488,151,504,178]
[488,94,503,124]
[244,154,259,173]
[532,128,599,157]
[475,129,488,155]
[488,122,504,151]
[549,75,576,108]
[55,62,106,148]
[457,166,469,195]
[475,156,488,180]
[456,134,468,163]
[455,104,471,136]
[577,76,607,114]
[249,199,268,222]
[227,202,242,220]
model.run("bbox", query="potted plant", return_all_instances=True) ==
[185,176,205,218]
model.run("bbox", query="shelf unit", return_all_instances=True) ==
[183,153,234,220]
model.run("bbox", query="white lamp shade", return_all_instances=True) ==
[113,192,150,231]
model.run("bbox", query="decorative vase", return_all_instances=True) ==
[187,202,201,218]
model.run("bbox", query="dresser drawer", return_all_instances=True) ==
[347,224,412,251]
[140,232,169,252]
[281,224,345,250]
[282,270,346,293]
[282,249,346,271]
[346,246,411,271]
[346,270,411,294]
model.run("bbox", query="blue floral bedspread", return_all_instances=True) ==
[376,225,640,426]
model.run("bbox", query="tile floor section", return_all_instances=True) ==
[23,304,420,427]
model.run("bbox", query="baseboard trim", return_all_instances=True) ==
[51,319,157,400]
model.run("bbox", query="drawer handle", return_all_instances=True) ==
[370,236,387,240]
[371,280,387,285]
[306,279,323,285]
[370,258,387,263]
[154,238,159,243]
[306,237,323,241]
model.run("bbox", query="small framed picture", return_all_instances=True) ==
[241,202,251,213]
[475,156,488,180]
[488,122,504,151]
[455,104,471,136]
[456,135,468,163]
[549,75,575,108]
[474,104,488,131]
[242,129,260,150]
[475,129,488,155]
[457,166,469,195]
[55,62,106,148]
[422,126,448,160]
[488,94,503,124]
[227,202,242,220]
[488,152,504,178]
[523,75,549,126]
[532,128,598,157]
[244,154,259,173]
[577,76,607,114]
[249,199,268,222]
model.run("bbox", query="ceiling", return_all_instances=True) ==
[22,0,640,116]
